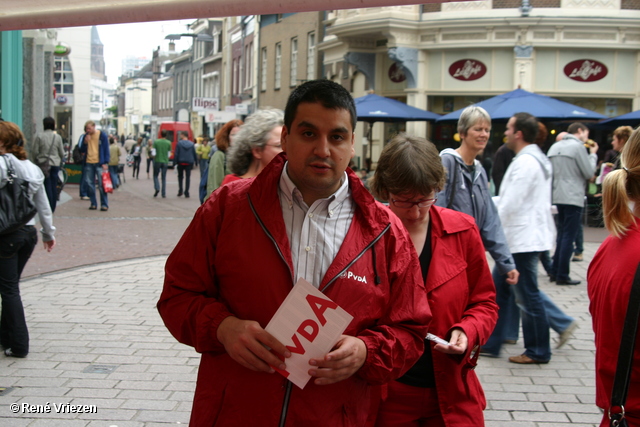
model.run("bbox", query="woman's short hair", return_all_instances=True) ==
[215,119,243,152]
[0,121,27,160]
[226,108,284,176]
[602,126,640,237]
[369,133,445,201]
[457,105,491,137]
[613,126,633,145]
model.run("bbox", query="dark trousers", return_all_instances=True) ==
[146,157,153,174]
[132,156,141,178]
[552,204,583,281]
[177,164,192,196]
[43,165,60,213]
[153,162,168,197]
[0,225,37,355]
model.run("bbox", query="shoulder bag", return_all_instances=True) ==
[608,262,640,427]
[0,155,38,235]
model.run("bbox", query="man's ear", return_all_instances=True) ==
[281,126,289,153]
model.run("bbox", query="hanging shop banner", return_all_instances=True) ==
[388,63,406,83]
[449,59,487,81]
[564,59,608,82]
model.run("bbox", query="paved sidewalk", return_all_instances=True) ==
[1,243,603,425]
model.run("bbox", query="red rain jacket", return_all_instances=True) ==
[158,154,431,426]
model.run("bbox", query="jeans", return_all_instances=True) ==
[177,164,192,196]
[504,289,575,341]
[153,162,168,197]
[84,163,108,208]
[574,223,584,255]
[108,165,120,188]
[484,252,551,361]
[539,250,553,275]
[0,225,37,355]
[199,159,208,178]
[43,165,59,213]
[552,204,583,281]
[132,156,141,178]
[146,157,153,175]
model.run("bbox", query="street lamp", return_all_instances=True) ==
[164,33,215,128]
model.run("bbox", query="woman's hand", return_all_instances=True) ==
[43,239,56,252]
[433,328,467,355]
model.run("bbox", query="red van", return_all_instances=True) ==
[158,122,193,168]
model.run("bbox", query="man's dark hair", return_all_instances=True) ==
[284,79,356,131]
[567,122,588,135]
[161,129,168,138]
[179,131,189,139]
[43,116,55,130]
[512,112,539,144]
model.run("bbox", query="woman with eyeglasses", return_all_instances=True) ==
[0,121,56,358]
[370,134,497,426]
[221,108,284,186]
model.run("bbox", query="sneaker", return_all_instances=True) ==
[154,190,159,198]
[508,354,549,364]
[572,253,583,262]
[557,321,578,349]
[503,339,518,345]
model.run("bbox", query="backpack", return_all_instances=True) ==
[72,144,84,164]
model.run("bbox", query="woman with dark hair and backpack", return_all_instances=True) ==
[0,121,56,358]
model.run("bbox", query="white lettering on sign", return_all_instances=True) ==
[192,97,219,111]
[569,61,603,81]
[453,60,483,80]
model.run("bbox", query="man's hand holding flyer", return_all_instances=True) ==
[265,278,353,389]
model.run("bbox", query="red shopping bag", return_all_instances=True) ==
[102,170,114,193]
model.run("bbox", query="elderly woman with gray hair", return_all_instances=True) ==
[220,108,284,186]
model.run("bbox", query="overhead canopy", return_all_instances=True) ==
[1,0,446,31]
[355,94,441,123]
[593,110,640,128]
[436,88,608,122]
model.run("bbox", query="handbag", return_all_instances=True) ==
[36,135,57,177]
[0,155,38,235]
[102,170,113,194]
[608,262,640,427]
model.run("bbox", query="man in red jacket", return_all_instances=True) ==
[157,80,431,426]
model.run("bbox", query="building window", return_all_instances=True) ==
[233,59,239,95]
[261,47,267,91]
[275,43,282,90]
[54,56,74,95]
[245,42,253,90]
[290,38,298,87]
[307,32,316,81]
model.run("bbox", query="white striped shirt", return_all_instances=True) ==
[278,163,355,288]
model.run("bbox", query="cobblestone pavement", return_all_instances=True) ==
[2,163,609,425]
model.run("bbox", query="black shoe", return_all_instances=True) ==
[549,275,556,282]
[557,278,581,285]
[154,190,159,198]
[5,348,27,358]
[177,192,183,197]
[184,193,190,198]
[162,195,166,198]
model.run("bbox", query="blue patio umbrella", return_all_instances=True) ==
[355,93,442,123]
[435,88,607,122]
[354,94,441,163]
[593,110,640,128]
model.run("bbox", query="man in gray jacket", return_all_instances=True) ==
[31,117,65,212]
[547,122,598,285]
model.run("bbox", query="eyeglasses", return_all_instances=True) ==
[265,143,282,149]
[390,197,437,209]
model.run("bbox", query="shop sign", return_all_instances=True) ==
[449,59,487,81]
[388,63,406,83]
[193,97,219,111]
[54,43,71,57]
[564,59,608,82]
[56,95,67,104]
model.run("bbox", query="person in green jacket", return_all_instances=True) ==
[153,130,172,198]
[205,119,242,200]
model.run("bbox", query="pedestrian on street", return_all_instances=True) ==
[30,116,65,212]
[131,137,142,179]
[174,131,196,198]
[157,79,431,426]
[196,136,211,178]
[370,134,498,426]
[152,130,171,198]
[588,126,640,427]
[547,122,598,285]
[205,119,242,201]
[78,120,110,211]
[145,139,154,179]
[484,113,574,364]
[222,108,283,186]
[108,135,122,189]
[0,121,56,358]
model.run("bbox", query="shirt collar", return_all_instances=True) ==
[279,161,350,216]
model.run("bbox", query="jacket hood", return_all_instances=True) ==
[440,147,482,168]
[518,144,552,179]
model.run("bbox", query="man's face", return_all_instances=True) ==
[85,124,95,134]
[504,117,518,150]
[576,128,589,142]
[281,102,355,205]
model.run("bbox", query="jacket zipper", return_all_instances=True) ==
[248,194,390,427]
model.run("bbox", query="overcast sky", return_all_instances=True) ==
[97,20,194,85]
